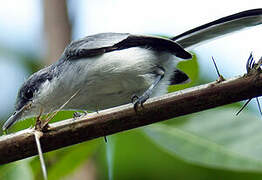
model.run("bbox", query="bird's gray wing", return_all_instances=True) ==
[63,32,192,60]
[172,9,262,49]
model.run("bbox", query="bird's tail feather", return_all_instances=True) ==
[172,9,262,49]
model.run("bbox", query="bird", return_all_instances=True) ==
[2,9,262,131]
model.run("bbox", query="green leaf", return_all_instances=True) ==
[144,108,262,172]
[0,160,33,180]
[28,138,101,180]
[46,139,100,180]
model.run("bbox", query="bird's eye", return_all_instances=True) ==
[24,88,34,100]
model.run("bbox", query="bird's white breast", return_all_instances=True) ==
[47,47,180,111]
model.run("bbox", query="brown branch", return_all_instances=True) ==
[1,72,262,164]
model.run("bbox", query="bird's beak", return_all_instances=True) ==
[2,102,32,131]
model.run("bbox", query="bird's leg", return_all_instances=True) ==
[132,68,164,112]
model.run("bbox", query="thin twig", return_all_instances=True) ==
[40,90,80,130]
[34,131,47,180]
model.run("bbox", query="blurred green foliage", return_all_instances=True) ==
[0,160,33,180]
[96,129,262,180]
[30,139,101,180]
[145,108,262,172]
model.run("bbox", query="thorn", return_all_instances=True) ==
[212,56,221,77]
[256,97,262,117]
[236,99,252,116]
[237,54,262,116]
[255,56,262,70]
[104,136,108,143]
[34,130,47,180]
[246,52,253,73]
[212,56,225,82]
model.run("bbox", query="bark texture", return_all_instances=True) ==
[0,71,262,164]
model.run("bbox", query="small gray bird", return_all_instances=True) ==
[3,9,262,130]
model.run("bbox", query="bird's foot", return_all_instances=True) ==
[131,93,150,112]
[34,109,50,132]
[73,111,88,119]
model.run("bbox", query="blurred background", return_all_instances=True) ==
[0,0,262,179]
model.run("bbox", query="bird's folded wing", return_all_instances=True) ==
[63,33,192,60]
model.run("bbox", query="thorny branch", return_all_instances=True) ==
[0,66,262,164]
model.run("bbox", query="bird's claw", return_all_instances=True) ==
[131,94,139,103]
[73,111,88,119]
[131,93,150,112]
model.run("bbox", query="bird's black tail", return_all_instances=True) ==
[171,9,262,49]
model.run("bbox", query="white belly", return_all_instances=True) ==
[53,47,178,111]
